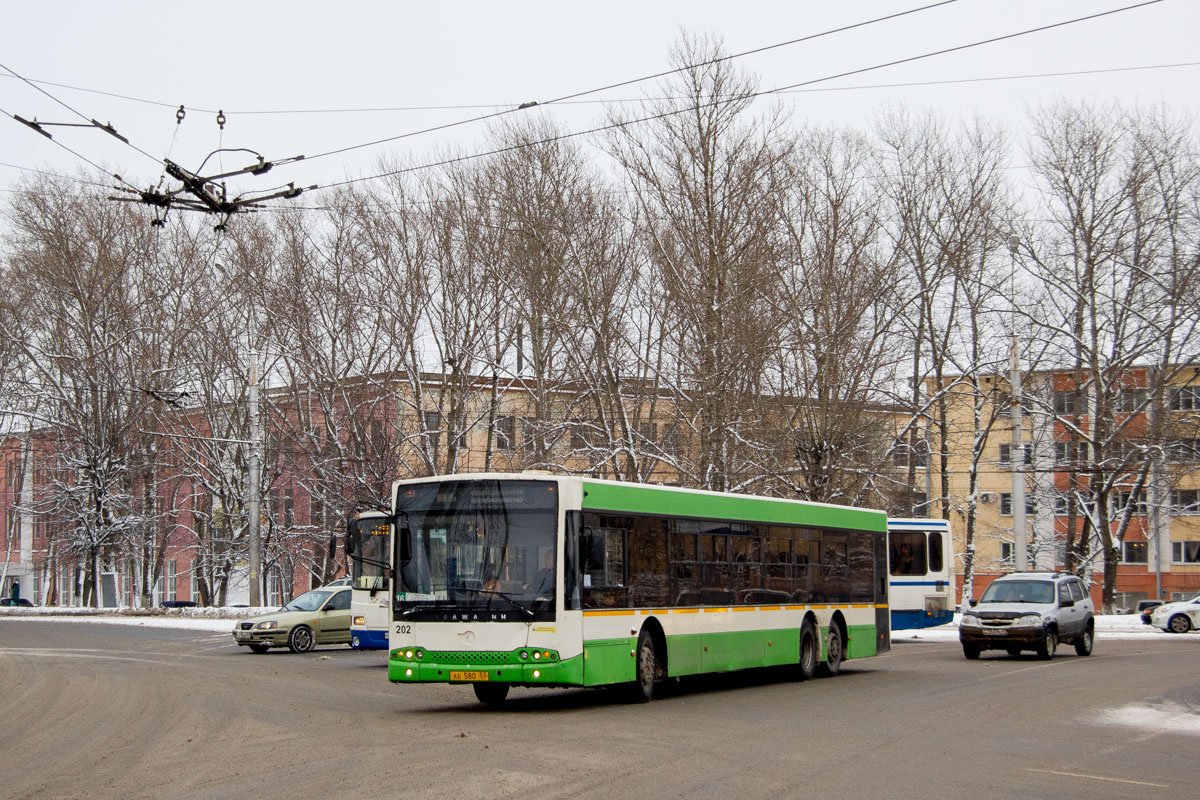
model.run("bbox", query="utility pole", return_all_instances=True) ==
[1009,234,1027,570]
[247,348,262,606]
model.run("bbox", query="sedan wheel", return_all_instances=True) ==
[288,625,316,653]
[1167,614,1193,634]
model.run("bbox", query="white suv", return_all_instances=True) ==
[959,572,1094,660]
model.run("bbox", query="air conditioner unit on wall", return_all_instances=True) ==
[980,492,997,504]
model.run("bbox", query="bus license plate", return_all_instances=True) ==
[450,671,489,682]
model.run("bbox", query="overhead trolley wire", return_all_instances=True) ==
[295,1,963,164]
[314,0,1165,193]
[0,61,164,174]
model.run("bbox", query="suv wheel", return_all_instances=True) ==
[962,643,981,660]
[1073,627,1094,656]
[1036,628,1057,660]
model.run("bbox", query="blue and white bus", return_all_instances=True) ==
[887,517,954,630]
[345,511,391,650]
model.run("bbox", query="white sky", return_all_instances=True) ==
[2,0,1198,212]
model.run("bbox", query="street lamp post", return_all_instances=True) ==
[247,347,261,607]
[214,261,262,607]
[1008,234,1027,571]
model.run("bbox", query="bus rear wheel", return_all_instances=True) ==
[817,623,844,677]
[473,682,509,705]
[797,620,818,681]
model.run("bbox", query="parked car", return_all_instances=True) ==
[1148,593,1200,633]
[231,587,353,653]
[1137,599,1164,625]
[959,571,1094,660]
[0,597,33,607]
[161,600,198,609]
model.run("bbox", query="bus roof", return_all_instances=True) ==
[582,478,886,533]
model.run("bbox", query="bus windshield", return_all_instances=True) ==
[395,479,558,620]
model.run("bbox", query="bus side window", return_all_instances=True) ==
[928,532,943,573]
[582,527,625,588]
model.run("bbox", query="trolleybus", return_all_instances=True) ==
[385,473,891,703]
[887,517,954,630]
[344,511,391,650]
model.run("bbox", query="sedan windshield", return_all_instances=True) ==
[980,580,1054,604]
[395,479,558,621]
[283,589,333,612]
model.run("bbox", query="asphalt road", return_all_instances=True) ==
[1,620,1197,800]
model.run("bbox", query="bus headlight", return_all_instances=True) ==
[353,616,365,626]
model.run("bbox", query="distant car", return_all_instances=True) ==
[322,576,352,588]
[0,597,33,607]
[959,571,1094,660]
[161,600,198,609]
[1137,600,1163,625]
[231,587,353,653]
[1148,593,1200,633]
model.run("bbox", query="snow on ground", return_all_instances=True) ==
[890,612,1188,643]
[1,608,1193,638]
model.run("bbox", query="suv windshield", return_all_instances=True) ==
[283,589,333,612]
[980,580,1055,604]
[395,479,559,621]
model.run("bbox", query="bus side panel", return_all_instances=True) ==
[846,624,878,659]
[665,632,704,676]
[582,638,636,686]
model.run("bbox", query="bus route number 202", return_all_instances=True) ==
[395,624,412,635]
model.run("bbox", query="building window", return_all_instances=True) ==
[495,415,516,451]
[1054,441,1089,465]
[1169,490,1200,514]
[893,439,930,468]
[1000,493,1035,516]
[1121,541,1148,564]
[638,421,658,448]
[1116,388,1146,414]
[423,411,441,453]
[1171,541,1200,564]
[1167,439,1200,463]
[998,443,1032,466]
[1170,386,1200,411]
[1112,491,1147,516]
[1053,390,1084,416]
[999,542,1014,564]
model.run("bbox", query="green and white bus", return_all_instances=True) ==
[387,473,890,704]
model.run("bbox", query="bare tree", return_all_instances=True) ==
[607,32,791,491]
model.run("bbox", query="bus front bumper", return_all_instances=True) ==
[388,647,582,686]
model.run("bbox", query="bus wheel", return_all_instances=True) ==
[288,625,315,653]
[473,682,509,705]
[797,620,818,681]
[630,629,658,703]
[817,623,844,677]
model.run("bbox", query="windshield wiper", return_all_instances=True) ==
[458,587,535,620]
